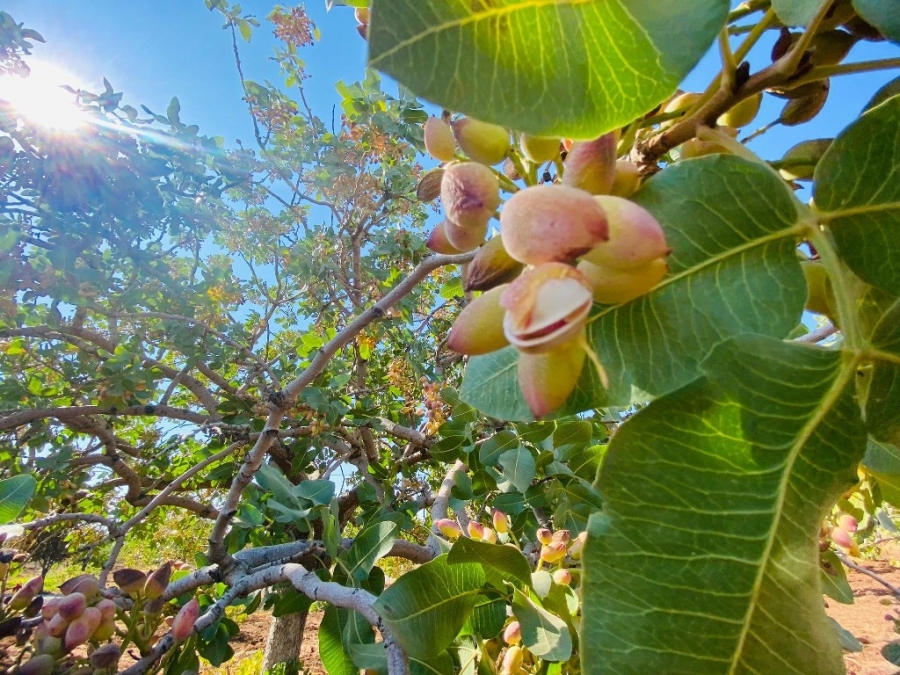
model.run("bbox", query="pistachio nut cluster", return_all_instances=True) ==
[422,117,670,417]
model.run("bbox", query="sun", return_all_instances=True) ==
[0,60,88,131]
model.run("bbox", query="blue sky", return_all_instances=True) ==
[4,1,897,162]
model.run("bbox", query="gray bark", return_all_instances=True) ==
[262,611,308,673]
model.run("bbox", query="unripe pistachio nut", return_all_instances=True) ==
[56,592,87,622]
[465,236,524,292]
[444,219,488,253]
[517,336,587,418]
[552,568,573,586]
[780,81,829,126]
[41,596,60,621]
[567,531,587,560]
[144,596,165,615]
[536,528,553,545]
[809,30,857,66]
[425,221,464,255]
[830,527,859,555]
[482,527,497,544]
[519,134,560,164]
[59,574,100,601]
[440,161,500,230]
[540,541,567,564]
[717,92,762,128]
[581,196,669,270]
[46,612,71,638]
[551,529,570,544]
[680,137,728,160]
[837,514,859,533]
[112,568,146,596]
[354,7,370,25]
[35,633,62,658]
[503,621,521,645]
[172,597,200,641]
[143,561,173,601]
[467,521,485,540]
[96,599,117,623]
[577,258,668,305]
[15,654,55,675]
[91,615,116,642]
[561,133,616,195]
[501,263,593,354]
[492,510,510,534]
[416,167,444,202]
[609,159,641,198]
[447,286,510,356]
[500,185,608,265]
[64,606,101,651]
[435,518,462,540]
[801,260,835,318]
[90,642,122,670]
[452,118,509,166]
[778,139,833,181]
[502,645,524,674]
[9,575,43,610]
[424,116,456,162]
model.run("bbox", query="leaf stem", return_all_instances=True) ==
[779,57,900,91]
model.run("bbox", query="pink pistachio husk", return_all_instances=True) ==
[64,606,101,652]
[56,592,86,622]
[609,159,642,198]
[451,118,510,166]
[482,527,497,544]
[561,132,617,195]
[447,285,510,356]
[435,518,462,540]
[59,574,100,601]
[503,621,522,645]
[424,116,457,162]
[89,642,122,670]
[536,528,553,545]
[444,218,489,253]
[502,645,524,674]
[92,614,116,642]
[40,596,60,621]
[552,568,573,586]
[440,161,500,230]
[837,514,858,533]
[567,531,587,560]
[517,336,587,419]
[500,185,608,265]
[830,527,858,555]
[492,510,510,534]
[9,575,43,610]
[577,258,668,305]
[501,263,593,354]
[581,196,670,270]
[551,529,571,544]
[540,541,568,564]
[467,521,485,540]
[15,654,55,675]
[465,236,525,292]
[425,221,465,255]
[172,597,200,641]
[112,568,146,596]
[95,599,117,623]
[143,561,173,601]
[46,613,71,638]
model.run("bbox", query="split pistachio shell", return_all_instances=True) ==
[581,196,669,270]
[440,161,500,230]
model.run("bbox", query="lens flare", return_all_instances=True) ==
[0,60,87,131]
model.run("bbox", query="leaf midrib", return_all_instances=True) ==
[816,200,900,222]
[382,587,483,626]
[726,351,859,674]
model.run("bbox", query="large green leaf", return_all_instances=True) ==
[853,0,900,43]
[0,475,36,524]
[461,155,806,418]
[770,0,824,26]
[342,521,399,583]
[498,447,536,494]
[293,479,336,506]
[865,298,900,443]
[373,554,486,659]
[319,606,359,675]
[448,535,533,587]
[581,336,867,674]
[814,94,900,293]
[511,589,573,663]
[367,0,729,139]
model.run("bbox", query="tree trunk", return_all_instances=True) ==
[262,611,308,673]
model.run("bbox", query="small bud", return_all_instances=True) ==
[500,185,608,266]
[837,514,858,533]
[540,541,567,564]
[517,339,587,419]
[447,285,510,356]
[435,518,462,540]
[143,562,173,601]
[90,642,122,670]
[482,527,497,544]
[424,117,457,162]
[440,162,500,230]
[577,258,668,306]
[536,528,553,545]
[112,568,146,596]
[492,510,510,534]
[501,263,593,354]
[562,133,617,195]
[9,575,43,610]
[64,606,101,651]
[609,160,641,198]
[425,221,465,255]
[452,118,509,166]
[552,568,572,586]
[59,574,100,601]
[503,621,521,645]
[465,236,524,293]
[15,654,55,675]
[172,597,200,642]
[416,167,444,202]
[501,645,524,674]
[551,529,570,544]
[581,196,669,270]
[467,521,485,540]
[567,531,587,560]
[56,592,86,622]
[519,134,560,164]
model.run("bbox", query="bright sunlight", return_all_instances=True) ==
[0,59,87,130]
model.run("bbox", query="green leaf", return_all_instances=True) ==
[468,596,507,639]
[462,155,805,417]
[238,18,253,42]
[852,0,900,42]
[553,421,592,449]
[293,479,336,506]
[448,535,533,587]
[166,96,181,125]
[498,447,535,494]
[368,0,729,138]
[820,550,853,605]
[256,463,301,506]
[864,298,900,443]
[343,521,399,583]
[814,94,900,293]
[320,606,359,675]
[582,335,867,674]
[770,0,823,26]
[373,554,486,659]
[479,431,519,466]
[511,589,573,662]
[0,475,36,524]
